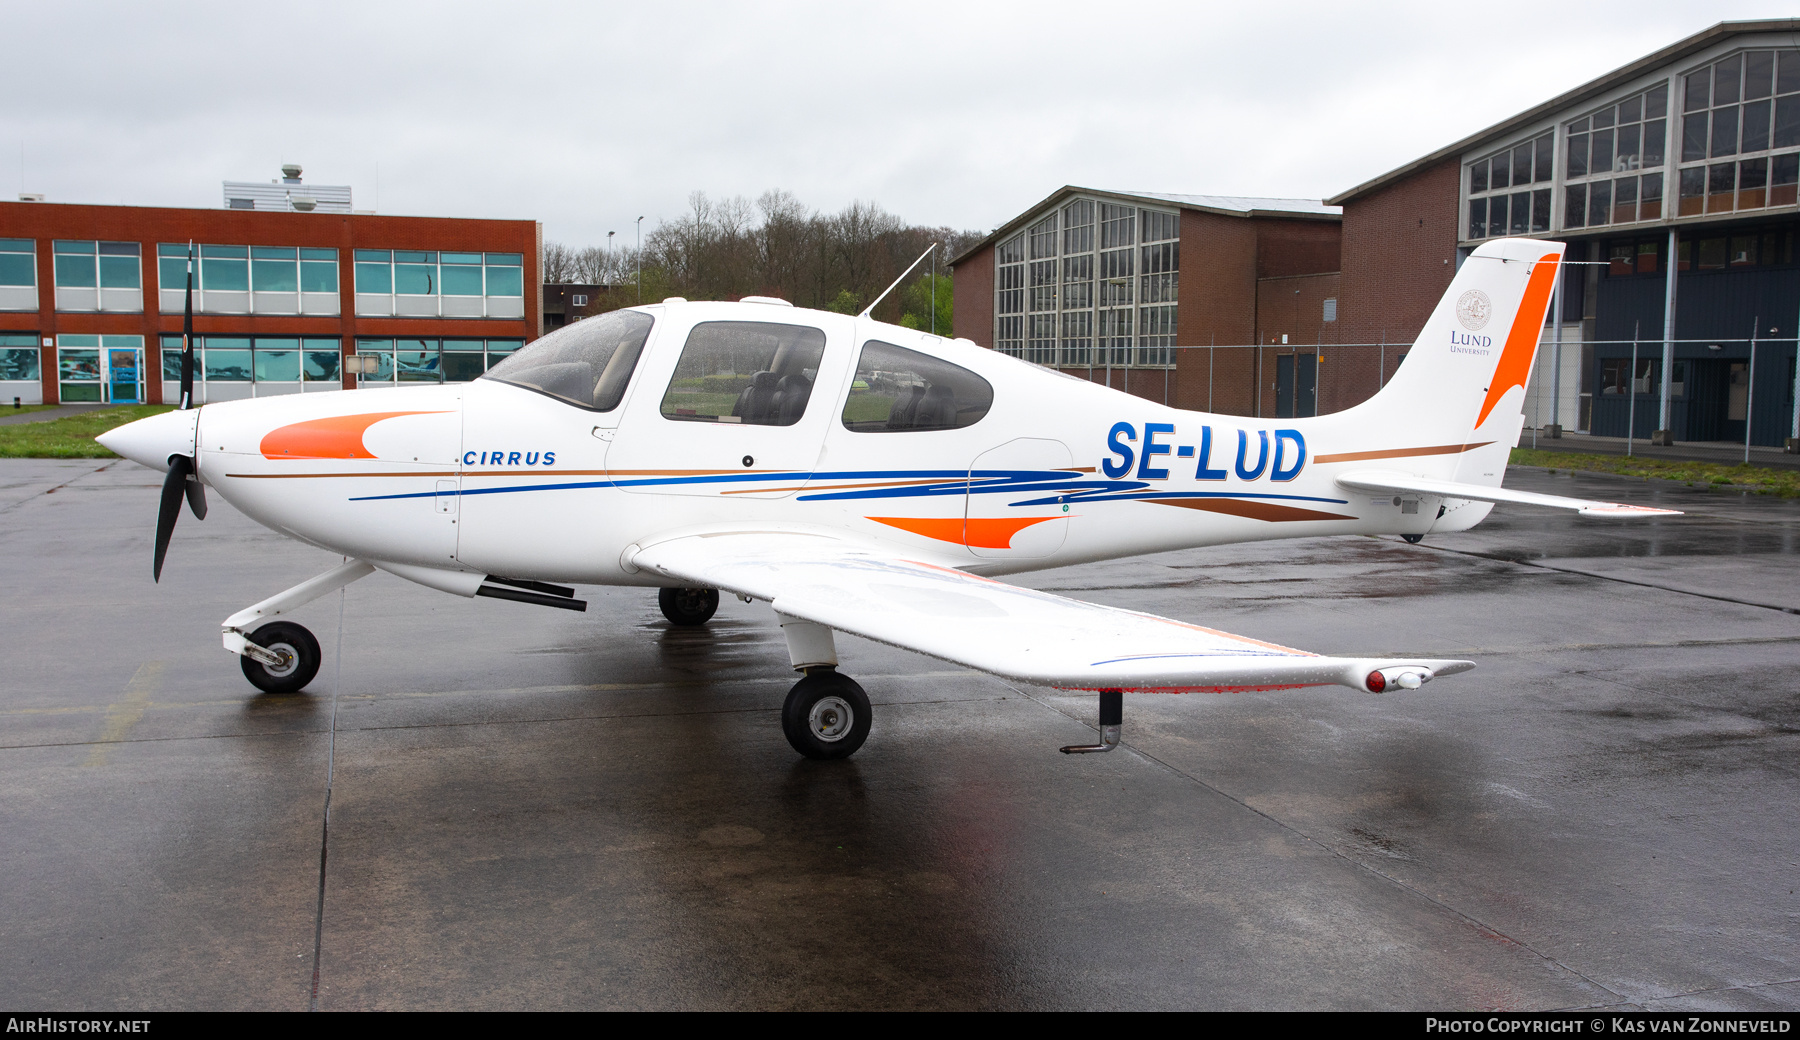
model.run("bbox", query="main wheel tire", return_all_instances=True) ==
[781,670,871,760]
[659,587,719,626]
[240,621,321,694]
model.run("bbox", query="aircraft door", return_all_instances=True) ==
[608,316,848,499]
[966,437,1071,559]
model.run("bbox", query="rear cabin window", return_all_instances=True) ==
[660,321,827,425]
[482,309,652,411]
[842,340,993,432]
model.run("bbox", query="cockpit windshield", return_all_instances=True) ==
[482,310,653,411]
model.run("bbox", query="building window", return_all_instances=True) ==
[1465,132,1555,239]
[1561,84,1669,232]
[157,244,338,316]
[1673,226,1794,270]
[160,335,343,397]
[1322,298,1338,322]
[0,332,40,383]
[994,233,1024,358]
[0,239,34,312]
[351,338,522,386]
[571,293,588,307]
[52,241,141,313]
[1676,50,1800,216]
[57,334,142,403]
[353,250,523,318]
[996,198,1176,369]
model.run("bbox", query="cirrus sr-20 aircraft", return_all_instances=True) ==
[99,237,1676,760]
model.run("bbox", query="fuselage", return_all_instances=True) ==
[166,299,1496,587]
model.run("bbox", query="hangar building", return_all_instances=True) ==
[0,169,541,406]
[953,19,1800,447]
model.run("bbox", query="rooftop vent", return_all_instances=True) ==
[290,196,317,212]
[281,163,303,182]
[18,193,44,202]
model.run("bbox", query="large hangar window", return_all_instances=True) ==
[1561,85,1669,231]
[1673,50,1800,218]
[1464,132,1555,240]
[995,198,1177,373]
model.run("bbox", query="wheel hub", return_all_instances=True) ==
[263,643,298,677]
[808,695,853,742]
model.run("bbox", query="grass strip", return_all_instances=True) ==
[0,404,175,458]
[1510,447,1800,498]
[0,404,62,418]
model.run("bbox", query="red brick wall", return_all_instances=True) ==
[951,241,994,346]
[0,201,540,403]
[1254,219,1341,278]
[1253,271,1344,414]
[1171,210,1259,415]
[1334,158,1460,349]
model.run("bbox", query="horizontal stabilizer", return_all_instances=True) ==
[630,530,1472,693]
[1335,469,1681,518]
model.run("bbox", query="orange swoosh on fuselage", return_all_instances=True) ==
[1474,253,1561,429]
[260,411,452,460]
[870,515,1060,549]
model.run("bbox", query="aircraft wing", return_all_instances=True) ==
[1335,469,1682,518]
[629,531,1471,693]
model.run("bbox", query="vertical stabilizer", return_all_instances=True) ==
[1336,236,1564,490]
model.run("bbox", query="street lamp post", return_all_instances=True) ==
[636,216,644,304]
[607,230,615,288]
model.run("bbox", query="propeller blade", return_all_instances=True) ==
[154,455,192,583]
[180,243,195,410]
[184,470,207,520]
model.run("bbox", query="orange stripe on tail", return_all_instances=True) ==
[1474,253,1561,429]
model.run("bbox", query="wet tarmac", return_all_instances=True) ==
[2,459,1798,1010]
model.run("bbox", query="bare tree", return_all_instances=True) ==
[560,190,984,322]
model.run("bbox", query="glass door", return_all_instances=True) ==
[106,345,143,403]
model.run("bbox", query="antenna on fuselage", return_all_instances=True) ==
[858,243,937,320]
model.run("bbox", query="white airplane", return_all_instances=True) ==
[100,237,1676,760]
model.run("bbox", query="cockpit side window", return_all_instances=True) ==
[482,309,653,411]
[660,321,827,426]
[842,340,993,432]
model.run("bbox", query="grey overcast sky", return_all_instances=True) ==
[2,1,1790,247]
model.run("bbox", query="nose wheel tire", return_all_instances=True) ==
[659,587,720,626]
[240,621,321,694]
[781,670,871,760]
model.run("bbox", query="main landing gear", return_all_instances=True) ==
[776,613,871,759]
[659,587,719,626]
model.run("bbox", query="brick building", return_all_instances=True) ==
[0,184,541,406]
[954,21,1800,447]
[950,188,1341,417]
[1330,18,1800,445]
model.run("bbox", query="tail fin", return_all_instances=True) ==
[1342,236,1564,488]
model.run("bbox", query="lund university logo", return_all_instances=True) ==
[1456,290,1492,331]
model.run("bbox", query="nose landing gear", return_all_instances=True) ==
[240,621,321,694]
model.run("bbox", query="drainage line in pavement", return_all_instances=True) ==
[1419,541,1800,616]
[308,572,347,1011]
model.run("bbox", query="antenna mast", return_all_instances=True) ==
[858,244,937,320]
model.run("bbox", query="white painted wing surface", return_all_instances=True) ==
[630,531,1472,692]
[1335,469,1683,518]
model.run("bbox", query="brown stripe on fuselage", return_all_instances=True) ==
[1311,442,1492,464]
[1147,498,1355,522]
